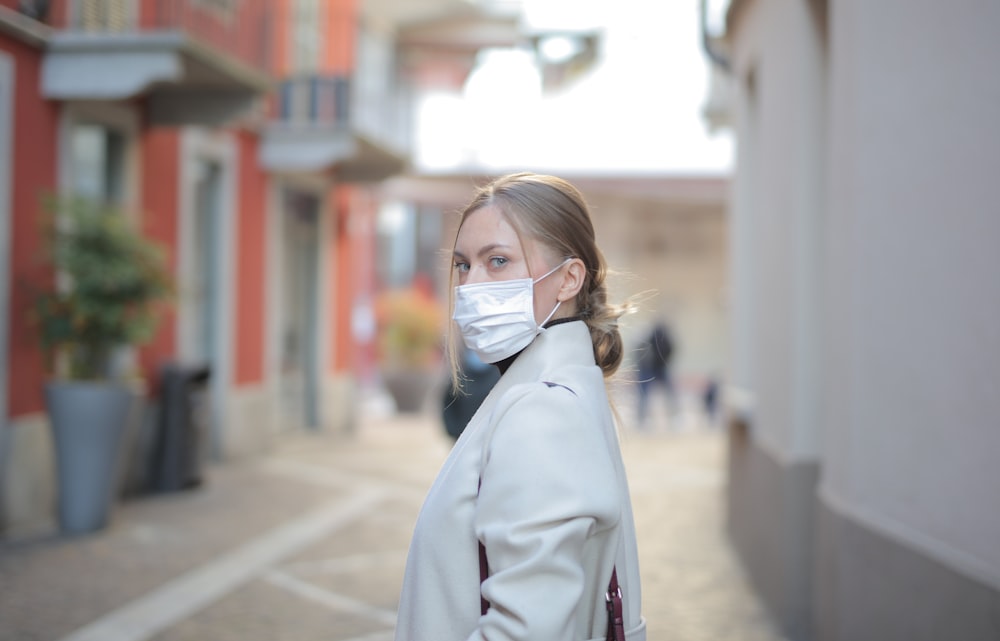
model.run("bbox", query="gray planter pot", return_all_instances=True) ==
[45,381,133,535]
[382,369,435,413]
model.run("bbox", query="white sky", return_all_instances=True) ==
[415,0,733,174]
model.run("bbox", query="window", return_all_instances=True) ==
[71,123,126,205]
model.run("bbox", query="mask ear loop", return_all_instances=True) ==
[532,258,572,284]
[534,258,572,330]
[538,300,562,329]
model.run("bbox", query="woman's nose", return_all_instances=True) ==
[465,266,488,284]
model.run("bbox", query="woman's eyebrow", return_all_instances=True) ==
[476,243,512,257]
[453,243,512,260]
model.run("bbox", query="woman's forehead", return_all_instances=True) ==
[455,204,559,267]
[456,206,520,249]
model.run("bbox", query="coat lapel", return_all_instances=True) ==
[460,321,595,440]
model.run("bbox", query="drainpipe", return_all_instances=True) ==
[700,0,731,73]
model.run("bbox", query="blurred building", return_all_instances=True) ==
[0,0,535,537]
[707,1,1000,639]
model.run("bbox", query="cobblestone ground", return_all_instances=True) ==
[0,393,786,641]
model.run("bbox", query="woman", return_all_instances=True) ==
[395,173,645,641]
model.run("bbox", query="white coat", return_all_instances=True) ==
[394,320,646,641]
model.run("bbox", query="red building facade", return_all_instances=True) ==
[0,0,519,536]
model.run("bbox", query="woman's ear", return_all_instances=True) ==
[557,258,587,302]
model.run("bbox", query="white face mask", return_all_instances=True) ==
[452,260,569,363]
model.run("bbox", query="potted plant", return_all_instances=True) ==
[374,286,445,413]
[30,196,173,534]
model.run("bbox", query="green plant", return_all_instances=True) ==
[374,287,445,369]
[31,196,174,380]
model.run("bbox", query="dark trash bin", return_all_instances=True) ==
[151,362,211,492]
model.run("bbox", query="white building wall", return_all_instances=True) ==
[728,0,827,462]
[821,0,1000,588]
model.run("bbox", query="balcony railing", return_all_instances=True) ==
[275,72,408,154]
[278,75,352,126]
[262,72,409,180]
[39,0,272,72]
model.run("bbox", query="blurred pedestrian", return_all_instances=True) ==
[395,173,645,640]
[635,320,675,428]
[441,344,500,442]
[702,374,720,427]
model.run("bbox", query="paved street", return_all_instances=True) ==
[0,397,785,641]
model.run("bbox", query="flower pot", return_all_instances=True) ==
[45,381,133,535]
[382,369,435,414]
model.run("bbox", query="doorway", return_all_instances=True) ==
[0,53,12,437]
[279,189,321,430]
[180,157,224,457]
[191,159,222,367]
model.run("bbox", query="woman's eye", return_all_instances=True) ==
[453,261,469,273]
[489,256,508,269]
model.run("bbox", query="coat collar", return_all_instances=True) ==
[452,320,599,469]
[504,319,595,379]
[473,320,595,418]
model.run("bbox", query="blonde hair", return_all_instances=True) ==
[448,172,631,386]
